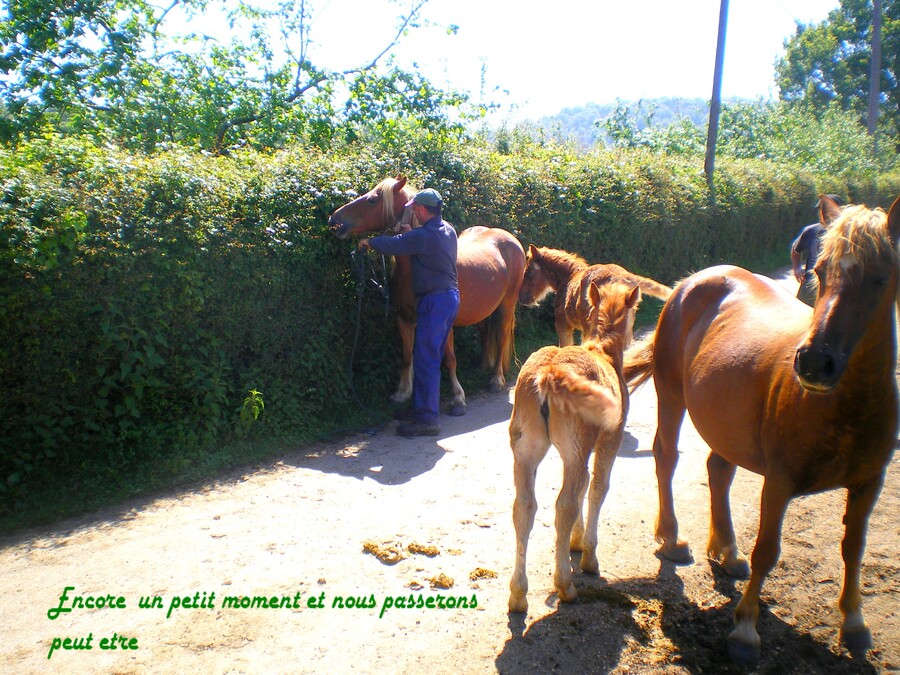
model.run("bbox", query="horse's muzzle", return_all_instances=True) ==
[328,215,351,239]
[794,345,843,392]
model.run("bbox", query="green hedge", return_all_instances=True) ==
[2,136,899,514]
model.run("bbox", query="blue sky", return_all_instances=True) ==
[175,0,841,121]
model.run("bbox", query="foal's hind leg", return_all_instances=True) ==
[508,413,550,613]
[579,431,620,575]
[552,437,590,603]
[838,473,885,655]
[653,391,692,563]
[706,452,750,577]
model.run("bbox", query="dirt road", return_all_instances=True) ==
[1,275,898,674]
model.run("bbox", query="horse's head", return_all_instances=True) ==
[328,175,416,239]
[519,244,553,305]
[794,194,900,392]
[584,281,642,347]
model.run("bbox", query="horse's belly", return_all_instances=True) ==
[684,367,768,474]
[456,263,509,325]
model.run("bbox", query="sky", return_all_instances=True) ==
[176,0,842,121]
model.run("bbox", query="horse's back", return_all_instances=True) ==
[655,266,812,473]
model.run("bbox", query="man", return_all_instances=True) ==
[358,188,459,437]
[790,194,845,306]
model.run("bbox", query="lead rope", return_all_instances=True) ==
[346,248,392,431]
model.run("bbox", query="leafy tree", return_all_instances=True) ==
[776,0,898,141]
[592,98,896,174]
[0,0,474,152]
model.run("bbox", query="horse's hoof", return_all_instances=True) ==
[580,552,599,575]
[661,541,693,564]
[508,593,528,614]
[726,633,760,666]
[719,556,750,579]
[487,379,505,393]
[556,583,578,603]
[841,626,873,656]
[448,402,467,417]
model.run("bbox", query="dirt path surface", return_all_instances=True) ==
[2,275,899,674]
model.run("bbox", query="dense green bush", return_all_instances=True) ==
[2,135,899,517]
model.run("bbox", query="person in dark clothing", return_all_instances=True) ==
[790,194,845,306]
[358,188,460,437]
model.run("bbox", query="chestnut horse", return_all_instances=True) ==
[329,176,526,415]
[509,281,641,612]
[623,195,900,663]
[519,244,672,347]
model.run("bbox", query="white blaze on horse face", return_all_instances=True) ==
[839,252,860,274]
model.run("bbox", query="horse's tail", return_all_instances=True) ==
[534,365,620,429]
[627,274,673,301]
[623,334,656,393]
[482,301,516,372]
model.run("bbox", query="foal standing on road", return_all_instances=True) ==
[508,282,641,613]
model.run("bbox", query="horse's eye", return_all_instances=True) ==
[872,276,888,289]
[366,194,379,204]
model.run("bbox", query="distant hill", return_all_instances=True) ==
[533,97,744,147]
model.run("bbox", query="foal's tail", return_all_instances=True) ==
[534,366,620,429]
[623,335,656,393]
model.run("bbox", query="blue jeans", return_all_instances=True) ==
[412,290,460,424]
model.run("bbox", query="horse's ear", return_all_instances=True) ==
[626,286,641,309]
[886,194,900,247]
[528,243,539,256]
[394,175,407,191]
[818,194,842,227]
[589,281,602,306]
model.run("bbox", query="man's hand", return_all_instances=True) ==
[358,238,371,252]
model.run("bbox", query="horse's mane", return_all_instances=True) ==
[819,204,893,270]
[531,246,589,276]
[375,177,417,225]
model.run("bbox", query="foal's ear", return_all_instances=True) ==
[818,194,842,227]
[625,286,641,309]
[589,281,602,306]
[886,194,900,247]
[528,243,539,256]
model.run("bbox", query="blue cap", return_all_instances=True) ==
[405,188,443,208]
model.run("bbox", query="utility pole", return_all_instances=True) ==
[705,0,729,200]
[867,0,882,157]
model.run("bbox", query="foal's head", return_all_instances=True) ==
[518,245,589,305]
[794,194,900,391]
[583,281,642,348]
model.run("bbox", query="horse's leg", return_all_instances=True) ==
[579,431,619,575]
[443,329,467,416]
[555,313,574,347]
[838,472,885,655]
[706,452,750,577]
[727,476,792,665]
[552,432,590,602]
[487,296,517,393]
[508,409,550,613]
[653,391,692,563]
[391,317,415,403]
